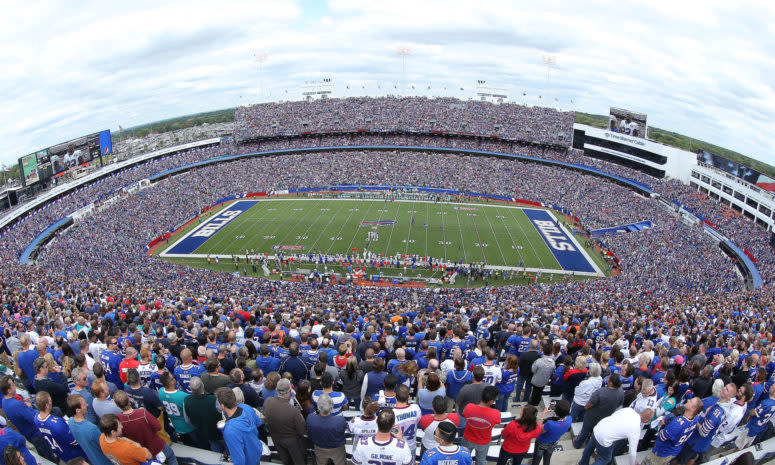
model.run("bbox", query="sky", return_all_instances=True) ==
[1,0,774,169]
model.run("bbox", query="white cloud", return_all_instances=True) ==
[0,0,773,171]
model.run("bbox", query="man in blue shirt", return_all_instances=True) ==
[16,335,38,391]
[67,394,114,465]
[216,387,263,465]
[0,426,37,465]
[99,337,124,389]
[677,382,736,465]
[124,368,163,418]
[648,397,702,465]
[173,348,205,393]
[256,345,281,374]
[420,421,472,465]
[307,393,347,465]
[278,343,312,384]
[0,375,58,463]
[34,391,88,463]
[533,400,571,465]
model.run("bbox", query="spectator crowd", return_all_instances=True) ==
[0,103,772,465]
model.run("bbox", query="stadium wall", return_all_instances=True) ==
[19,217,73,264]
[147,145,655,197]
[573,124,696,182]
[690,163,775,232]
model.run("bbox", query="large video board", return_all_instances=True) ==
[18,130,112,186]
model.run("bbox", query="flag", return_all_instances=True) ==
[119,125,123,133]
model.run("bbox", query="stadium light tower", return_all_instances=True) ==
[397,45,411,95]
[254,50,269,102]
[541,54,556,82]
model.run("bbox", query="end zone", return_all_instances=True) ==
[523,208,603,276]
[160,200,259,257]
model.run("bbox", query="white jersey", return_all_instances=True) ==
[394,404,422,453]
[482,363,501,386]
[352,436,413,465]
[711,400,746,448]
[349,416,378,452]
[620,121,638,136]
[632,392,658,415]
[136,362,154,386]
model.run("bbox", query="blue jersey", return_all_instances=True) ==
[497,368,519,394]
[474,327,490,341]
[420,445,473,465]
[653,415,698,457]
[686,401,725,453]
[592,329,607,349]
[312,390,348,415]
[619,375,635,391]
[149,370,166,392]
[174,363,205,393]
[507,335,530,356]
[746,397,775,437]
[443,340,469,360]
[99,350,124,387]
[34,413,87,462]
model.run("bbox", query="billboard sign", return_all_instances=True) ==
[608,107,647,139]
[697,149,775,191]
[20,153,39,186]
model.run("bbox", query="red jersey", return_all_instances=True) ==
[119,358,141,384]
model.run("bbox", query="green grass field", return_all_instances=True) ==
[158,198,606,279]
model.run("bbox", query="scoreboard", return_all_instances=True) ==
[18,129,112,187]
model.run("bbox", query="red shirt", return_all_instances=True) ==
[334,354,353,368]
[119,358,141,384]
[462,403,501,445]
[501,421,543,453]
[117,408,164,455]
[563,368,587,381]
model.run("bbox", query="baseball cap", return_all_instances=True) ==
[277,378,292,396]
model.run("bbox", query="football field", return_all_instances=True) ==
[158,198,604,276]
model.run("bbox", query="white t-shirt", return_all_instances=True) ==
[593,408,642,465]
[89,342,107,362]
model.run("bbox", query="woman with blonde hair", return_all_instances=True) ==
[262,371,281,400]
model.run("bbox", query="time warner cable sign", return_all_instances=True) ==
[164,200,259,255]
[523,209,596,273]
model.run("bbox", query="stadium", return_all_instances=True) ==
[1,4,774,464]
[1,94,773,465]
